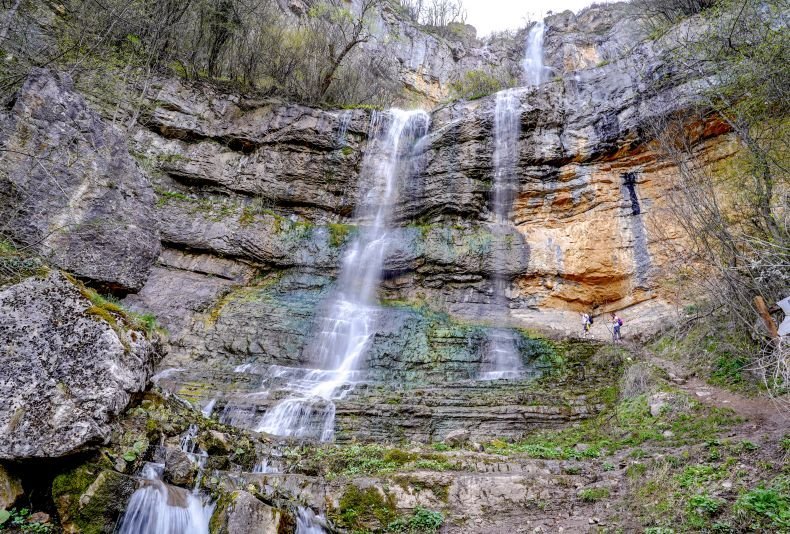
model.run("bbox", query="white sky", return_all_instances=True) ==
[464,0,610,35]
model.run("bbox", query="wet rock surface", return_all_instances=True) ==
[0,272,158,459]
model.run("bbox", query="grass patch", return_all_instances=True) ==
[486,393,740,460]
[297,444,457,479]
[328,222,353,247]
[579,487,610,502]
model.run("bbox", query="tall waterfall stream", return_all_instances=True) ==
[255,109,430,441]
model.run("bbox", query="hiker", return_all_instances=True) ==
[581,312,592,337]
[611,313,623,343]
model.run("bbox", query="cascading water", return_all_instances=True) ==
[523,20,548,85]
[117,463,214,534]
[296,507,330,533]
[256,109,430,441]
[479,89,524,380]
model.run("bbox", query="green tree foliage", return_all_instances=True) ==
[0,0,400,107]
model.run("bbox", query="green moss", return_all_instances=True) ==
[155,189,191,206]
[52,465,134,534]
[328,222,353,247]
[332,485,397,531]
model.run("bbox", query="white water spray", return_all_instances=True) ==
[257,109,430,441]
[296,507,330,533]
[523,21,548,86]
[117,463,214,534]
[479,89,524,380]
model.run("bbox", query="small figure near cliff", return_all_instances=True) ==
[611,313,623,343]
[581,312,592,337]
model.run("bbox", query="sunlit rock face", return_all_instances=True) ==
[107,3,739,374]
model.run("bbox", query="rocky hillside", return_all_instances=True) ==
[0,1,786,533]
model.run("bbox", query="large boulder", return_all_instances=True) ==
[210,490,292,534]
[0,271,158,460]
[0,68,159,291]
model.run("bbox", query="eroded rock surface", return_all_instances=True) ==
[0,68,159,291]
[0,272,158,459]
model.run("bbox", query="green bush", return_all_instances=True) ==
[449,70,506,100]
[579,487,611,502]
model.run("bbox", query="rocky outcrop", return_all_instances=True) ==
[210,490,292,534]
[0,69,159,291]
[0,272,158,460]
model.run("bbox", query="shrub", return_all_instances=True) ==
[734,480,790,529]
[449,70,506,100]
[621,363,656,399]
[386,507,443,533]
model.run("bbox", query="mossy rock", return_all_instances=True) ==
[330,485,397,531]
[52,465,136,534]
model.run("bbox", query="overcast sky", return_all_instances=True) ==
[464,0,612,35]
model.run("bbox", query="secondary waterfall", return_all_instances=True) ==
[117,463,214,534]
[479,89,524,380]
[523,20,548,85]
[257,109,430,441]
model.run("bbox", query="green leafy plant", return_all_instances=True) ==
[386,507,443,533]
[734,481,790,529]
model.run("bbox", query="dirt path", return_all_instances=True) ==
[643,349,788,430]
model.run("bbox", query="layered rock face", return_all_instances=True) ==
[0,272,158,460]
[1,0,735,451]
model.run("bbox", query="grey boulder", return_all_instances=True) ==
[0,271,158,460]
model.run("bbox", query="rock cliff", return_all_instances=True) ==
[0,2,762,532]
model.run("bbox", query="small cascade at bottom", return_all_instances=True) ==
[296,507,330,534]
[117,463,214,534]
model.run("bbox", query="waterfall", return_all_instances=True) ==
[479,89,524,380]
[296,507,330,533]
[117,463,214,534]
[523,20,548,86]
[257,109,430,441]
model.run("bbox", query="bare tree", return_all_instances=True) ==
[639,0,789,395]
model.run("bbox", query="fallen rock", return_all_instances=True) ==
[0,272,158,459]
[52,465,137,534]
[648,392,673,418]
[201,430,232,455]
[444,429,471,447]
[0,68,159,291]
[163,446,197,486]
[210,490,292,534]
[26,512,50,524]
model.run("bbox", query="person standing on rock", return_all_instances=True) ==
[581,312,592,337]
[611,313,623,343]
